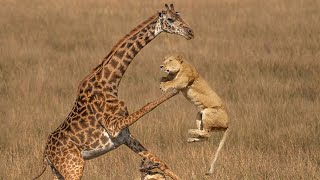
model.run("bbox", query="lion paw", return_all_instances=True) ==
[160,82,170,92]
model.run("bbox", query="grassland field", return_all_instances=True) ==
[0,0,319,179]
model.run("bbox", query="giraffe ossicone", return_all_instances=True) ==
[33,4,193,180]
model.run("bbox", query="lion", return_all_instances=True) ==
[159,55,230,175]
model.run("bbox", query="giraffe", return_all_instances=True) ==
[33,4,194,180]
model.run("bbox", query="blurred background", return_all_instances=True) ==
[0,0,319,179]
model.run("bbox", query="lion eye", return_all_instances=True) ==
[167,18,174,23]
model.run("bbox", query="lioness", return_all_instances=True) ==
[159,55,230,175]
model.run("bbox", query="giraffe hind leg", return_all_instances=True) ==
[47,158,64,180]
[49,145,85,180]
[124,134,180,180]
[50,165,64,180]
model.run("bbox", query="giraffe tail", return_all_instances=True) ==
[206,127,230,176]
[33,158,48,180]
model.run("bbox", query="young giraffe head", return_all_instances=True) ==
[155,4,194,40]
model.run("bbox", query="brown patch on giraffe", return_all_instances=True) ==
[93,102,103,112]
[136,40,144,49]
[126,42,133,48]
[89,76,96,83]
[101,80,107,86]
[144,36,152,44]
[114,50,125,59]
[78,106,86,114]
[108,72,121,84]
[102,86,113,92]
[142,28,148,33]
[79,119,89,129]
[81,110,88,117]
[131,45,138,55]
[72,123,82,132]
[109,59,119,69]
[125,53,133,62]
[88,116,96,127]
[96,113,102,119]
[81,80,87,88]
[95,68,103,81]
[78,132,86,142]
[90,140,100,148]
[103,68,111,78]
[87,104,95,114]
[130,35,137,41]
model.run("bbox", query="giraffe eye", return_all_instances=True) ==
[167,18,174,23]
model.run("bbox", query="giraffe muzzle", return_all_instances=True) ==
[184,27,194,40]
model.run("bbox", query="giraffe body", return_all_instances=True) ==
[34,4,193,180]
[81,128,128,160]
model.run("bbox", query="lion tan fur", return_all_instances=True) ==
[159,55,230,175]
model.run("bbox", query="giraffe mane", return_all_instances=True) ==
[77,14,158,91]
[102,14,158,64]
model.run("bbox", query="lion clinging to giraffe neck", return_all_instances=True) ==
[33,4,193,180]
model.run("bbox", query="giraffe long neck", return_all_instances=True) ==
[79,14,160,97]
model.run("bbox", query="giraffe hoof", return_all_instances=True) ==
[205,171,213,176]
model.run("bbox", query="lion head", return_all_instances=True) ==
[160,55,183,75]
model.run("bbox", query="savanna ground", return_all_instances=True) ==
[0,0,319,179]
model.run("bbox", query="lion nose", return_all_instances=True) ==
[160,65,164,69]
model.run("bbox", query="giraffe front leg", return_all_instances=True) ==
[108,89,179,136]
[124,134,181,180]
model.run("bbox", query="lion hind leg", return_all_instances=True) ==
[188,129,210,138]
[187,137,208,143]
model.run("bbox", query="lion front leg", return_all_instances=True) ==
[160,76,189,92]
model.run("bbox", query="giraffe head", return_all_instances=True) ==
[155,4,194,40]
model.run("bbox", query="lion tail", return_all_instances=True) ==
[206,127,230,175]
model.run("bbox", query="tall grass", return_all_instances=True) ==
[0,0,319,179]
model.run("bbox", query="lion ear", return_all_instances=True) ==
[176,55,183,63]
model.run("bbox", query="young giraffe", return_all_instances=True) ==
[33,4,194,180]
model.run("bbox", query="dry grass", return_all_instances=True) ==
[0,0,320,179]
